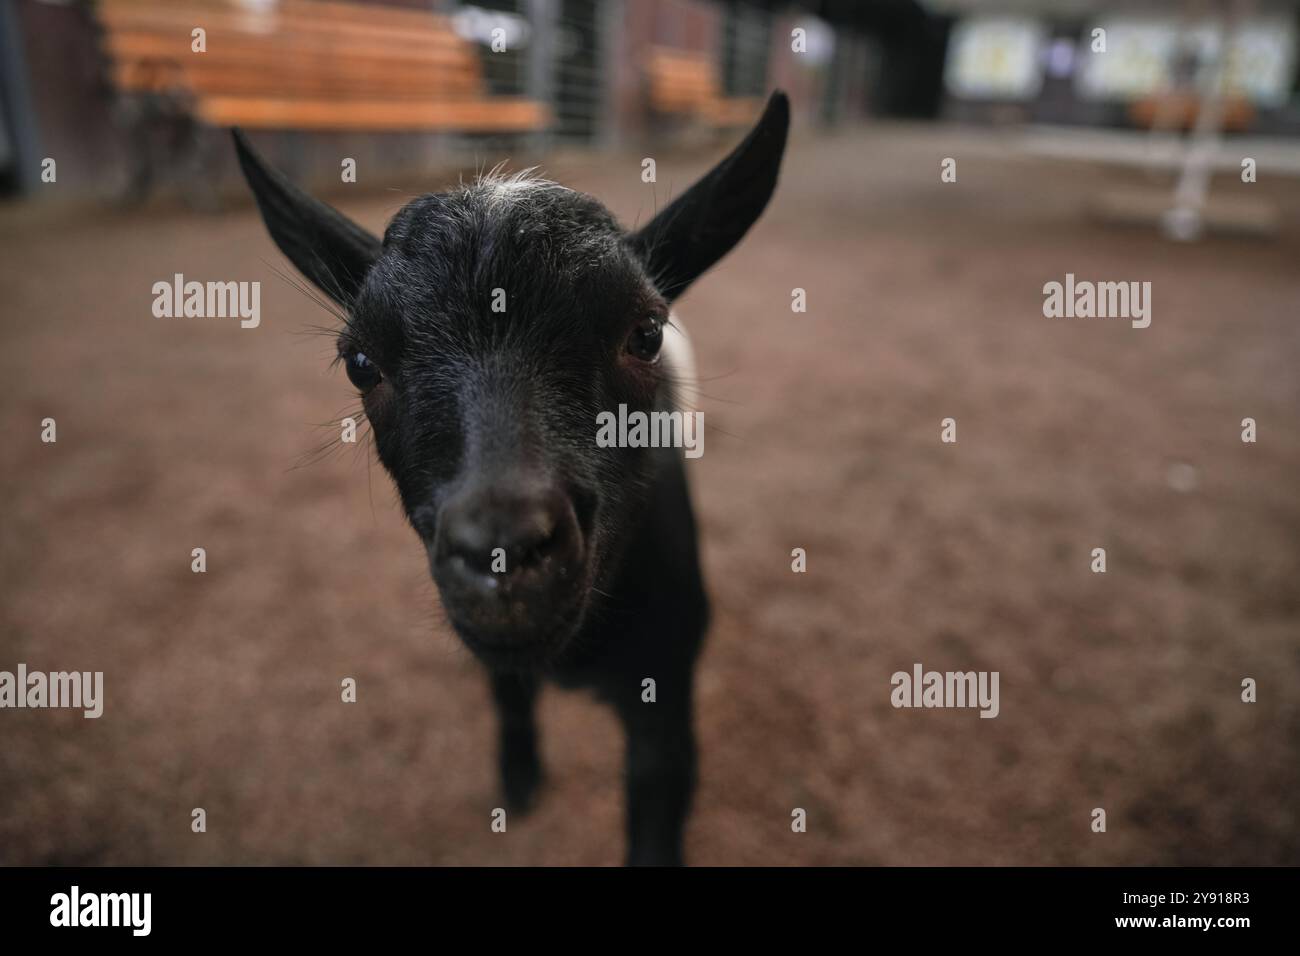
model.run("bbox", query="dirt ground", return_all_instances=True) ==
[2,124,1298,865]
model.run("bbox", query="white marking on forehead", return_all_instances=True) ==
[486,176,538,199]
[473,164,563,206]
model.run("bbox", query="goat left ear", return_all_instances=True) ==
[232,129,381,306]
[629,90,789,301]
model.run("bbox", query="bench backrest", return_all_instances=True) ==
[100,0,485,103]
[647,46,723,114]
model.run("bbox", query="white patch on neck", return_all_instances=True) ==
[661,312,698,413]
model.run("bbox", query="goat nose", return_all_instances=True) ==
[434,481,580,586]
[442,496,558,573]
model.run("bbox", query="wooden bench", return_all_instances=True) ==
[97,0,549,132]
[646,46,760,128]
[1128,93,1254,133]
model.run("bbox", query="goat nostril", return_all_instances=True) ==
[500,510,563,571]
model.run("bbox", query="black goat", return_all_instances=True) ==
[234,92,788,865]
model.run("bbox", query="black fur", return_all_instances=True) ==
[234,92,788,865]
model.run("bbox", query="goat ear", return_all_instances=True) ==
[232,129,381,306]
[629,90,789,301]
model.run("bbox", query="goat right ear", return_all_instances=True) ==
[629,90,789,301]
[232,129,381,306]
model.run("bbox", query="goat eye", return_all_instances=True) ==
[626,318,663,362]
[345,351,382,391]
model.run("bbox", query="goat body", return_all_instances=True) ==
[235,93,789,864]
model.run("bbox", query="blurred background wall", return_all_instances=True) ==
[5,0,1294,203]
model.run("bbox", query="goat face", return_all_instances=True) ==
[346,183,670,664]
[235,92,788,668]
